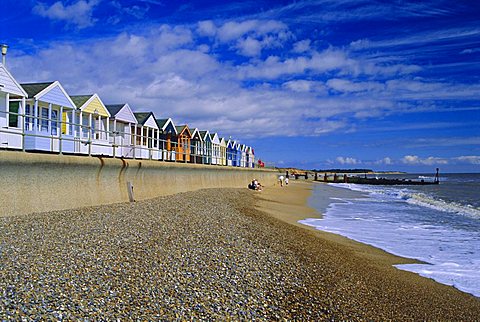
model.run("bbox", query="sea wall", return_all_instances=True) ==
[0,150,278,217]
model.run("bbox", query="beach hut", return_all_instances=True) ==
[20,81,76,153]
[246,146,255,168]
[156,118,177,161]
[174,125,192,162]
[190,128,204,164]
[133,112,160,160]
[219,137,227,166]
[70,94,112,156]
[199,130,212,164]
[240,144,247,167]
[0,64,28,150]
[235,142,242,167]
[226,139,236,166]
[106,103,138,158]
[210,132,221,165]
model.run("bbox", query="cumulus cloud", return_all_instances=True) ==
[336,156,360,165]
[453,156,480,164]
[33,0,100,28]
[375,157,393,165]
[292,39,311,53]
[401,155,448,165]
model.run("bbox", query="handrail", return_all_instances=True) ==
[0,109,262,167]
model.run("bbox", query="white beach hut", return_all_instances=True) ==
[211,132,221,165]
[20,81,76,153]
[0,64,27,150]
[133,112,161,160]
[106,103,138,158]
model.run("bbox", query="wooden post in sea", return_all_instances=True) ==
[435,168,440,184]
[324,173,328,182]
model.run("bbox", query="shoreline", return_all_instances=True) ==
[255,180,417,266]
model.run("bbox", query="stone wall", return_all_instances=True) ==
[0,151,278,217]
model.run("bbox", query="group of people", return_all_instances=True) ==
[248,174,290,191]
[248,179,263,191]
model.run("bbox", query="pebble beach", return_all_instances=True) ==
[1,184,479,320]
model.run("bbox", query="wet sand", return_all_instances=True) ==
[255,180,480,318]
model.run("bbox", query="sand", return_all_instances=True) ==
[255,179,480,318]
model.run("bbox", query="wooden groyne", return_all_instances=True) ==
[312,169,440,186]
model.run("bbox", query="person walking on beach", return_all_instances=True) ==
[279,175,284,187]
[285,177,289,186]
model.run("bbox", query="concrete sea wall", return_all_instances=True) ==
[0,151,278,217]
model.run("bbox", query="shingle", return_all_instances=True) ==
[70,95,93,108]
[20,82,54,98]
[133,112,152,125]
[105,104,125,116]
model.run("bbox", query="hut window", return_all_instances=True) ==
[51,110,58,135]
[8,101,19,127]
[25,104,31,130]
[41,107,48,132]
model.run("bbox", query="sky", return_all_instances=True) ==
[1,0,479,172]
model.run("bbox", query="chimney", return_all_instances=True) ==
[1,44,8,66]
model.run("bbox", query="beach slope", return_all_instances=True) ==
[0,185,478,320]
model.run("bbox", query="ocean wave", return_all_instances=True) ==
[328,183,480,218]
[406,193,480,218]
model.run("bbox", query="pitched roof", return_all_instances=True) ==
[175,125,186,133]
[70,95,92,108]
[20,82,54,98]
[156,118,169,127]
[105,104,125,116]
[134,112,153,125]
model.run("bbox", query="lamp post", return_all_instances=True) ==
[1,44,8,66]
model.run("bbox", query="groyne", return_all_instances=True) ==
[0,150,278,217]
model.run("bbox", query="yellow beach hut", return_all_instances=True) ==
[0,63,27,150]
[219,137,227,166]
[70,94,112,156]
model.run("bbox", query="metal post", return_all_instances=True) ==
[59,106,63,154]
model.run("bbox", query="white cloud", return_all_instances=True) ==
[216,20,288,42]
[197,20,217,37]
[336,156,360,165]
[292,39,311,53]
[236,37,263,57]
[375,157,393,165]
[453,156,480,165]
[282,80,325,93]
[327,78,384,93]
[401,155,448,165]
[33,0,99,28]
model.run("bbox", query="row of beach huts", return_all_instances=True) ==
[0,63,257,167]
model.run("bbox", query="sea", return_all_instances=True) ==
[299,173,480,297]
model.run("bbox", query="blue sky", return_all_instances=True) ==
[1,0,479,172]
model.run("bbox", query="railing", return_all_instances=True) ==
[0,109,260,168]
